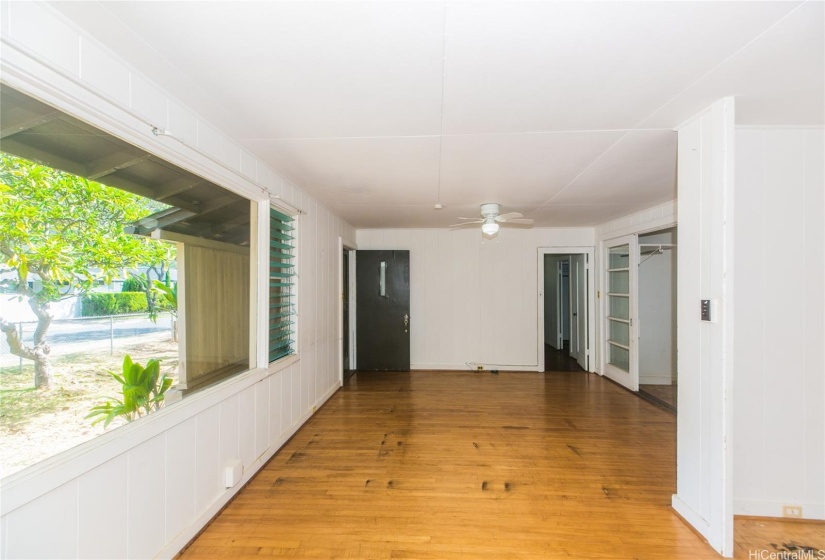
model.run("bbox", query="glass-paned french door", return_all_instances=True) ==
[603,235,638,390]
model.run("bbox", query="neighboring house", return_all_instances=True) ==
[0,3,821,560]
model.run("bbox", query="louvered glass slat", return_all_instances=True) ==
[270,208,293,223]
[269,311,293,320]
[269,206,296,363]
[269,330,295,342]
[270,221,294,232]
[269,346,294,360]
[269,230,294,241]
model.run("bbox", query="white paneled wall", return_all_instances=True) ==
[0,3,355,559]
[733,128,825,520]
[673,98,736,557]
[356,228,594,370]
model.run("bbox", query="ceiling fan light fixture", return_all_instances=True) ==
[481,220,499,236]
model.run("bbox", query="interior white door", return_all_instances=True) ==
[603,235,638,390]
[571,254,587,370]
[570,257,578,357]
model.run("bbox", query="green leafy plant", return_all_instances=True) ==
[152,279,177,317]
[121,276,144,293]
[0,153,171,389]
[81,292,148,316]
[86,355,172,427]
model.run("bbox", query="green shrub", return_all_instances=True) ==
[81,292,147,316]
[121,277,144,293]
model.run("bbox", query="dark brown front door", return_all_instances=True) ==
[356,250,410,371]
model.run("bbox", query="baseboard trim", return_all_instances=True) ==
[411,363,540,372]
[672,494,723,555]
[734,500,825,521]
[638,375,674,385]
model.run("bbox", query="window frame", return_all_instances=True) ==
[267,202,299,366]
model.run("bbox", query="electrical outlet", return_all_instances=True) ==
[782,505,803,518]
[476,365,484,371]
[312,405,317,413]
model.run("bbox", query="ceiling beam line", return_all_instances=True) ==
[0,138,88,177]
[0,111,62,139]
[85,151,152,180]
[192,194,244,218]
[153,179,211,201]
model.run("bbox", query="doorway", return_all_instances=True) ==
[637,227,677,410]
[539,248,593,373]
[600,228,678,410]
[355,250,411,371]
[342,247,353,380]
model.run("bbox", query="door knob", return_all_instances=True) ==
[403,313,409,332]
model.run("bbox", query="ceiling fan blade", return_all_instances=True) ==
[502,218,534,225]
[495,212,524,222]
[449,220,483,228]
[455,216,481,220]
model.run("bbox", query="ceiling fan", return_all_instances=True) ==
[449,203,534,235]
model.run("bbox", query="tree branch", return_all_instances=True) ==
[0,317,37,361]
[27,298,53,348]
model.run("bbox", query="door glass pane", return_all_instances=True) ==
[608,320,630,346]
[609,344,630,372]
[609,245,630,269]
[609,270,629,293]
[609,295,629,318]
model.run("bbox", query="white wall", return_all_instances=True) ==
[733,127,825,520]
[356,228,593,370]
[673,98,735,556]
[638,229,677,385]
[0,296,80,323]
[0,3,355,559]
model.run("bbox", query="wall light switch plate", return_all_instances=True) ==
[701,299,718,322]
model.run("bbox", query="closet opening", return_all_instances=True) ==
[637,227,677,411]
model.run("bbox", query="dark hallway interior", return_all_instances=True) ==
[544,342,584,372]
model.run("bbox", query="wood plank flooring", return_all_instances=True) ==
[180,371,824,559]
[544,343,584,372]
[639,384,677,410]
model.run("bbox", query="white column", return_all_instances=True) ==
[673,97,735,557]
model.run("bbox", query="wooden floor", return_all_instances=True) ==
[181,371,824,559]
[544,343,584,372]
[639,384,677,410]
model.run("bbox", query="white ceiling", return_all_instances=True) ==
[51,1,824,228]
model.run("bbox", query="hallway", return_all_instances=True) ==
[544,342,584,372]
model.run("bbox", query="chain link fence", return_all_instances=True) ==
[0,312,175,371]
